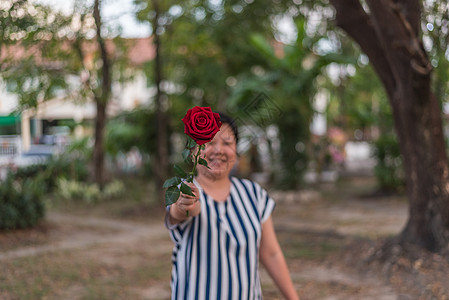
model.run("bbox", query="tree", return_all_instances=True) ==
[1,0,129,188]
[68,0,130,188]
[132,0,297,198]
[1,1,73,109]
[329,0,449,253]
[135,0,176,202]
[91,0,112,188]
[329,63,406,192]
[423,1,449,105]
[227,18,353,188]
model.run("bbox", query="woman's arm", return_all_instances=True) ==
[260,216,300,300]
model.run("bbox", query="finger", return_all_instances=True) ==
[186,182,199,193]
[179,195,196,206]
[183,187,199,198]
[180,193,196,201]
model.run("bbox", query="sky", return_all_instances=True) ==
[34,0,151,38]
[34,0,298,43]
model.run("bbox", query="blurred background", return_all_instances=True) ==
[1,0,449,298]
[1,0,420,203]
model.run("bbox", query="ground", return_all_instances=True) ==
[1,176,448,299]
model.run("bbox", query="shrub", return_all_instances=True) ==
[0,176,46,229]
[0,153,89,230]
[55,178,125,204]
[103,180,126,199]
[372,134,405,192]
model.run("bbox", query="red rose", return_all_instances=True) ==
[182,106,222,145]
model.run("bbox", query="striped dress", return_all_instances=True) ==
[165,177,276,300]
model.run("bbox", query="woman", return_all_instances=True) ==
[166,113,299,300]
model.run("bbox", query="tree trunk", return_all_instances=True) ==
[330,0,449,252]
[93,0,111,189]
[94,100,106,188]
[152,0,168,203]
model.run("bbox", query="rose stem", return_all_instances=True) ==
[186,146,202,217]
[190,146,202,181]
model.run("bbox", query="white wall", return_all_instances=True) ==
[0,80,18,115]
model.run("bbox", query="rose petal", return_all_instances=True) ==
[182,106,222,145]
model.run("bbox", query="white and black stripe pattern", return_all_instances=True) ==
[165,177,275,300]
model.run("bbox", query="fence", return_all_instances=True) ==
[0,135,21,158]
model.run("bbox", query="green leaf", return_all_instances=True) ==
[163,176,181,188]
[174,164,187,177]
[187,136,197,148]
[182,149,191,162]
[198,157,210,169]
[180,182,195,196]
[165,186,180,206]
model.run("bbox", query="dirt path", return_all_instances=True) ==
[0,212,169,262]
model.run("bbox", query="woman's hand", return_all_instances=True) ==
[169,182,201,223]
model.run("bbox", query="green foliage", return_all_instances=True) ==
[423,1,449,105]
[163,176,182,188]
[11,155,89,192]
[164,186,180,206]
[372,134,405,192]
[134,0,293,111]
[65,137,92,161]
[105,121,145,156]
[55,179,126,204]
[0,175,46,230]
[105,108,162,163]
[228,18,353,188]
[326,55,402,191]
[0,150,90,229]
[278,116,308,186]
[102,180,126,199]
[1,0,131,188]
[1,1,74,110]
[163,144,203,205]
[326,59,389,133]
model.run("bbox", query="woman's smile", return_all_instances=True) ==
[197,124,237,180]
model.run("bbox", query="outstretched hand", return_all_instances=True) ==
[170,182,201,222]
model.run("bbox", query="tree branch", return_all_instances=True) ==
[396,0,421,36]
[329,0,395,96]
[93,0,111,103]
[384,0,431,75]
[367,0,431,74]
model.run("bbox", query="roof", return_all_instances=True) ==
[1,36,155,67]
[0,115,20,126]
[126,37,155,65]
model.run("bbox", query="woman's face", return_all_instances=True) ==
[197,123,237,181]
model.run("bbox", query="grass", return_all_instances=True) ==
[1,245,172,300]
[279,232,344,261]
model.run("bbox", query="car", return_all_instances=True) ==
[12,145,55,168]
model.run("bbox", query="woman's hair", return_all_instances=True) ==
[218,111,239,145]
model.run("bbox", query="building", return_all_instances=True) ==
[0,37,155,153]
